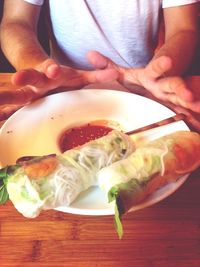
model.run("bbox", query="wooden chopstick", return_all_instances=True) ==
[126,113,187,135]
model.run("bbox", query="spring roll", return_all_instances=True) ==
[0,130,135,218]
[98,131,200,238]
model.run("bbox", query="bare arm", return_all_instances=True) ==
[154,3,199,75]
[0,0,48,70]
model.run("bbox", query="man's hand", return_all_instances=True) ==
[87,51,200,113]
[0,58,118,105]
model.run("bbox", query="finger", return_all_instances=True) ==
[38,59,61,79]
[80,68,119,84]
[0,87,38,105]
[11,69,48,88]
[121,68,140,85]
[185,76,200,97]
[87,50,116,69]
[151,85,200,113]
[156,76,193,102]
[87,50,125,83]
[45,64,61,79]
[166,94,200,113]
[145,56,172,80]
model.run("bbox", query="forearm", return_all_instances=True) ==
[0,21,49,70]
[153,29,198,76]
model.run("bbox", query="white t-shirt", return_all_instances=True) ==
[24,0,199,69]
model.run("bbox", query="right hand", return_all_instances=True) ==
[87,51,200,113]
[0,58,118,105]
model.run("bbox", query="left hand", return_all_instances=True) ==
[87,51,200,113]
[0,59,118,105]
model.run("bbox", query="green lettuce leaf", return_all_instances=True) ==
[0,165,20,204]
[0,167,9,204]
[108,178,146,239]
[108,186,123,239]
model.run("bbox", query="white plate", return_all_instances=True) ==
[0,89,189,215]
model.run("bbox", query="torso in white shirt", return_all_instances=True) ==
[24,0,199,69]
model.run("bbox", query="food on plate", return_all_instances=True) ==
[97,131,200,238]
[1,130,200,238]
[0,130,135,218]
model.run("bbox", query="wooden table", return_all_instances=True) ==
[0,73,200,267]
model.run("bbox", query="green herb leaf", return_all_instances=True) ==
[114,202,123,239]
[0,164,23,204]
[108,187,124,239]
[0,166,8,178]
[0,167,9,204]
[108,185,118,203]
[0,184,9,204]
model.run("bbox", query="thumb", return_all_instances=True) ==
[145,56,172,80]
[37,58,61,79]
[87,50,116,69]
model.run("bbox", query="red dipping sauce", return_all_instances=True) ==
[58,123,113,153]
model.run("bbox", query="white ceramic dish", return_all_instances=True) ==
[0,89,189,215]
